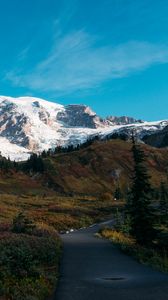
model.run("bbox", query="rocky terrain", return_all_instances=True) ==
[142,125,168,148]
[0,96,167,161]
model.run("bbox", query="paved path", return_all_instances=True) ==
[55,221,168,300]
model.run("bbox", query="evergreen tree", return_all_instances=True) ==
[114,186,122,200]
[24,153,44,173]
[41,150,47,158]
[127,137,155,246]
[12,212,36,234]
[159,181,168,214]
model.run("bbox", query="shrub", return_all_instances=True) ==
[0,215,61,300]
[12,212,36,234]
[99,228,135,248]
[100,192,113,201]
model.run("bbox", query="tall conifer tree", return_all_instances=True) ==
[159,181,168,215]
[128,136,155,245]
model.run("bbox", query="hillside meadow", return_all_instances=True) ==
[43,139,168,195]
[0,139,168,299]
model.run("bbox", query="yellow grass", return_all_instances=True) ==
[100,228,135,246]
[100,228,168,273]
[0,193,123,231]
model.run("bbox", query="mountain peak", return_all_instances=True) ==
[0,95,167,161]
[106,115,144,125]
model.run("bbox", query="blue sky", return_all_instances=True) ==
[0,0,168,120]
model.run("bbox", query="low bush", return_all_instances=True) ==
[12,212,36,234]
[99,192,113,201]
[99,227,135,247]
[0,215,61,300]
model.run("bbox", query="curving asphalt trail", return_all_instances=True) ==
[55,220,168,300]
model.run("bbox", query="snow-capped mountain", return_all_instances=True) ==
[0,96,167,161]
[106,116,143,125]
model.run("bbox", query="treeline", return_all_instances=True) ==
[19,137,101,173]
[0,153,44,174]
[0,156,18,172]
[41,135,100,158]
[39,132,128,157]
[22,153,44,173]
[0,132,129,173]
[0,136,101,173]
[105,132,128,141]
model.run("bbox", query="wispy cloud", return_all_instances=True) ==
[17,46,31,62]
[5,30,168,95]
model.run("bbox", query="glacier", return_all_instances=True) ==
[0,95,167,161]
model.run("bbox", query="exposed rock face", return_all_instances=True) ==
[106,120,168,140]
[57,105,103,128]
[142,125,168,148]
[0,99,30,147]
[0,96,167,161]
[106,116,143,125]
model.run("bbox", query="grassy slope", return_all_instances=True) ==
[0,170,52,195]
[0,193,123,231]
[0,139,167,231]
[0,139,167,197]
[0,139,167,298]
[0,140,167,225]
[43,139,168,195]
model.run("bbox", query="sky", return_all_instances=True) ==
[0,0,168,120]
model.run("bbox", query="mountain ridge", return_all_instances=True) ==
[0,95,167,161]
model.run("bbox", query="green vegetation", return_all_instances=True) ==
[0,193,123,231]
[99,138,168,273]
[99,228,168,272]
[0,213,61,300]
[159,181,168,215]
[0,139,168,196]
[23,153,44,173]
[0,195,122,299]
[126,137,156,245]
[0,138,168,298]
[12,212,36,234]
